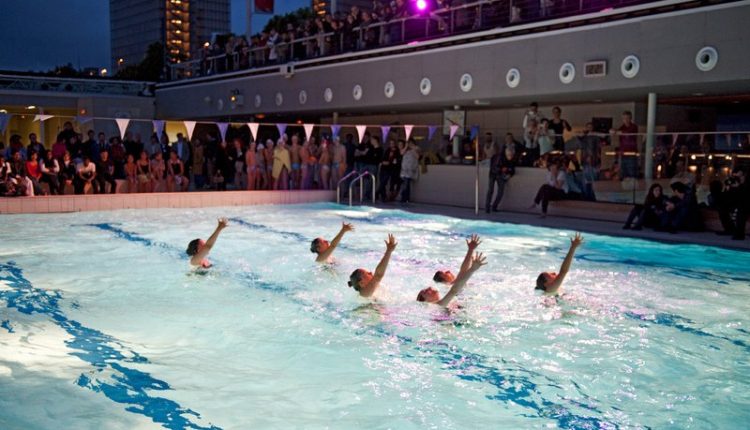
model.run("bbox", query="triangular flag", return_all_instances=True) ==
[276,123,287,138]
[153,120,165,138]
[381,125,391,140]
[184,121,197,140]
[449,124,459,140]
[355,125,367,143]
[217,122,229,143]
[428,125,438,141]
[470,125,479,141]
[0,113,11,134]
[404,125,414,141]
[247,122,260,141]
[115,118,130,139]
[33,114,53,122]
[75,115,93,124]
[303,124,315,140]
[331,124,341,138]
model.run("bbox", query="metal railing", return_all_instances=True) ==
[167,0,684,81]
[348,171,377,206]
[336,170,359,204]
[0,74,155,97]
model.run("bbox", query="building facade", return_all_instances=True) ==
[312,0,371,15]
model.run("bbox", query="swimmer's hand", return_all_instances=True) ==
[217,218,229,229]
[384,234,397,251]
[469,252,487,271]
[466,234,482,250]
[570,233,583,248]
[341,222,354,233]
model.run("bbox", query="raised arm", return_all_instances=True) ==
[546,233,583,294]
[438,252,486,307]
[316,222,354,262]
[195,218,229,261]
[358,234,397,297]
[459,234,481,275]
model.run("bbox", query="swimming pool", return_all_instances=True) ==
[1,202,749,429]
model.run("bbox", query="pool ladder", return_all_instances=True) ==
[336,171,376,206]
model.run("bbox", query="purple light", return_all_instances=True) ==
[416,0,427,11]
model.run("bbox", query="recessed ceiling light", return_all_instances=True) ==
[26,105,36,109]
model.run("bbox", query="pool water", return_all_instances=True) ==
[1,202,749,429]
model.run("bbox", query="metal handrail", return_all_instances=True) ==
[336,170,360,204]
[348,171,377,207]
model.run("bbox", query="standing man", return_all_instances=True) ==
[613,111,639,180]
[485,144,516,213]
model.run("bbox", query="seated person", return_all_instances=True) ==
[659,182,702,233]
[530,160,568,217]
[433,234,481,284]
[310,222,354,263]
[623,184,666,230]
[417,252,486,307]
[716,168,748,240]
[347,234,397,298]
[535,233,584,296]
[186,218,229,268]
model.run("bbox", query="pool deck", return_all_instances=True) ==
[372,202,750,252]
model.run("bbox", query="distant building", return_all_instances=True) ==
[110,0,230,70]
[312,0,371,16]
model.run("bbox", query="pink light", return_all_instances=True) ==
[416,0,427,11]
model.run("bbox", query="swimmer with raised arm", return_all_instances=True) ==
[535,232,583,296]
[417,253,487,306]
[311,222,354,263]
[348,234,397,297]
[186,218,229,268]
[432,234,482,284]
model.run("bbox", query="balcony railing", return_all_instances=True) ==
[0,74,155,97]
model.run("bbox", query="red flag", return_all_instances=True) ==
[255,0,274,13]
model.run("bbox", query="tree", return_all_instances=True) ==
[262,7,315,34]
[115,42,165,81]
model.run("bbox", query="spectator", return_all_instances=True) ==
[481,133,495,162]
[124,154,138,193]
[95,132,108,159]
[229,138,246,190]
[658,181,701,233]
[716,167,748,240]
[172,133,190,164]
[504,133,524,159]
[670,160,695,190]
[74,156,96,195]
[83,130,96,161]
[213,169,226,191]
[485,143,516,213]
[613,111,639,179]
[60,151,77,193]
[151,151,167,192]
[245,140,257,191]
[548,106,572,152]
[147,134,162,157]
[364,135,383,199]
[272,138,291,190]
[377,138,402,202]
[537,118,554,158]
[136,150,153,193]
[623,183,666,230]
[290,134,302,189]
[27,133,45,160]
[530,160,567,217]
[191,137,206,190]
[124,132,142,160]
[40,151,61,195]
[255,143,267,190]
[318,139,332,190]
[300,139,314,190]
[578,122,601,167]
[522,102,542,129]
[400,139,419,203]
[580,155,597,201]
[51,138,67,161]
[263,139,275,189]
[96,150,117,194]
[167,150,189,192]
[110,137,127,179]
[25,151,45,195]
[523,118,540,166]
[331,136,347,189]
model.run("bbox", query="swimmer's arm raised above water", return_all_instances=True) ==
[545,233,583,295]
[359,234,397,298]
[316,222,354,262]
[459,234,482,275]
[437,253,486,307]
[191,218,229,265]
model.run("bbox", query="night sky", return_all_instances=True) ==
[0,0,308,72]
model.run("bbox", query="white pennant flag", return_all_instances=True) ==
[303,124,315,141]
[115,118,130,139]
[355,125,367,143]
[247,122,260,141]
[404,125,414,141]
[184,121,197,140]
[33,114,54,122]
[449,124,459,140]
[217,122,229,143]
[153,120,165,138]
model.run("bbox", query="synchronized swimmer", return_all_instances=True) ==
[185,219,584,305]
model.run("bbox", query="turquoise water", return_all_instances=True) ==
[1,202,749,429]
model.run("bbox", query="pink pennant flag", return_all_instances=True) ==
[381,125,391,140]
[303,124,315,140]
[449,124,459,140]
[115,118,130,139]
[356,125,367,142]
[217,122,229,143]
[247,122,260,141]
[153,120,165,138]
[404,125,414,141]
[33,114,54,122]
[184,121,197,140]
[276,123,287,138]
[428,125,438,141]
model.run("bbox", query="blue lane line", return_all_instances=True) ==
[89,222,620,429]
[0,262,220,430]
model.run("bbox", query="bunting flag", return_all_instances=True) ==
[470,125,479,141]
[75,115,93,125]
[0,113,11,134]
[153,120,165,138]
[672,133,679,146]
[115,118,130,139]
[303,124,315,141]
[276,123,287,138]
[355,125,367,143]
[381,125,391,140]
[449,124,459,140]
[184,121,197,140]
[33,114,54,122]
[331,124,341,138]
[404,125,414,141]
[247,122,260,141]
[428,125,438,141]
[217,122,229,143]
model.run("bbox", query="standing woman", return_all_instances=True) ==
[272,138,291,190]
[548,106,572,152]
[399,139,419,203]
[318,139,332,190]
[136,150,153,193]
[246,140,257,190]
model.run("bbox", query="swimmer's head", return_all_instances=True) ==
[535,272,557,291]
[310,237,329,254]
[186,238,205,256]
[348,268,372,291]
[416,287,440,303]
[432,270,455,284]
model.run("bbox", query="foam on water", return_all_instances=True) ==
[1,202,749,429]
